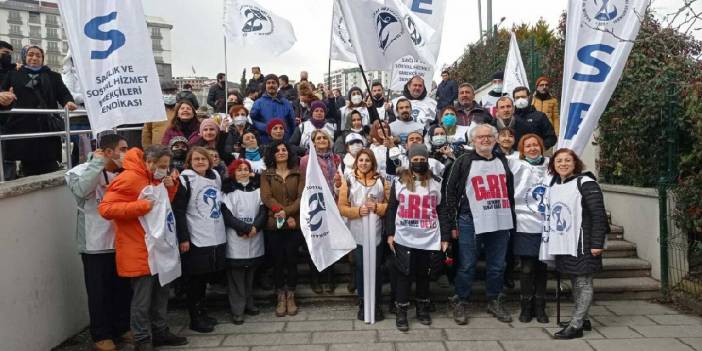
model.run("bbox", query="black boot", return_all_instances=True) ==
[189,307,214,333]
[357,299,364,321]
[199,301,217,326]
[324,267,336,294]
[311,269,323,294]
[519,297,534,323]
[395,302,409,332]
[533,298,549,324]
[559,319,592,331]
[553,325,584,339]
[416,299,432,325]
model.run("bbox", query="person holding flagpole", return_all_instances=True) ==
[386,144,448,332]
[338,148,389,321]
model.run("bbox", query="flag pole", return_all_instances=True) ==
[224,35,229,112]
[358,65,372,96]
[327,0,335,91]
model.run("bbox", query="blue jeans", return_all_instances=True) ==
[354,244,382,300]
[454,214,510,301]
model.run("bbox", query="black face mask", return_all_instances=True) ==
[410,161,429,174]
[0,53,12,69]
[172,149,187,160]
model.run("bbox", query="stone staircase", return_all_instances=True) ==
[242,216,661,303]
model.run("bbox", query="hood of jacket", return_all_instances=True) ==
[122,148,150,179]
[402,80,427,101]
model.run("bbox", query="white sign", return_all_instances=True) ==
[503,32,529,98]
[223,0,297,56]
[300,146,356,271]
[330,0,356,63]
[389,55,433,92]
[558,0,647,155]
[57,0,166,134]
[338,0,436,71]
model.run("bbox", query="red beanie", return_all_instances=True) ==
[266,118,285,135]
[227,159,252,178]
[535,76,551,87]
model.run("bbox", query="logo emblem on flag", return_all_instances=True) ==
[241,5,273,35]
[375,8,402,51]
[307,192,326,232]
[582,0,630,25]
[404,15,423,46]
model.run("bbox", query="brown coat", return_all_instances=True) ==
[531,95,560,137]
[141,107,176,147]
[260,167,305,230]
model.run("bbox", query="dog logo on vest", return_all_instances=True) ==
[551,201,572,233]
[308,191,326,232]
[374,7,403,52]
[241,5,273,35]
[203,188,221,219]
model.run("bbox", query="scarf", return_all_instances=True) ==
[318,151,337,190]
[496,116,516,130]
[310,117,326,129]
[245,147,261,161]
[525,155,544,165]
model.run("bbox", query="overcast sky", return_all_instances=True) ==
[138,0,698,83]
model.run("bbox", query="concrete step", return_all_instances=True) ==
[609,224,624,240]
[603,239,637,258]
[598,257,651,278]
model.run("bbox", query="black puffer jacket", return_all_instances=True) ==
[513,105,557,149]
[551,172,609,276]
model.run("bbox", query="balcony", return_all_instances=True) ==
[47,32,59,40]
[151,32,163,39]
[46,46,60,54]
[9,29,24,37]
[46,18,60,28]
[7,15,23,24]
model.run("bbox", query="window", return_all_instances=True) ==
[28,12,40,24]
[30,39,42,46]
[152,39,162,51]
[151,27,161,37]
[46,15,59,26]
[47,54,59,65]
[10,25,22,35]
[10,39,22,49]
[47,41,59,52]
[29,26,41,38]
[47,28,59,39]
[8,10,22,22]
[62,41,69,52]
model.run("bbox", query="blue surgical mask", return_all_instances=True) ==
[442,114,457,128]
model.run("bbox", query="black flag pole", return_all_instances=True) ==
[327,1,334,91]
[358,65,372,96]
[556,271,561,324]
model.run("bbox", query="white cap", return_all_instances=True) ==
[345,132,364,144]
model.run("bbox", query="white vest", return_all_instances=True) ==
[339,106,370,128]
[511,158,551,233]
[544,176,592,257]
[345,175,385,246]
[247,159,266,174]
[465,158,514,234]
[389,120,424,144]
[393,178,442,250]
[222,188,265,260]
[391,96,437,127]
[138,184,182,286]
[298,120,337,150]
[180,170,227,247]
[67,163,116,252]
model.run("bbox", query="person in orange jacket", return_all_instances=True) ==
[98,145,187,351]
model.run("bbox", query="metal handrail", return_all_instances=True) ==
[0,107,143,183]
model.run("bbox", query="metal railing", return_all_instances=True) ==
[0,107,142,183]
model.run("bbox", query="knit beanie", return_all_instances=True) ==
[199,118,220,133]
[266,118,285,135]
[310,100,327,114]
[408,144,429,159]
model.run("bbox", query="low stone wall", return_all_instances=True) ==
[0,171,88,351]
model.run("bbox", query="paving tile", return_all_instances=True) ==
[591,315,656,326]
[222,332,310,346]
[680,338,702,351]
[444,328,550,341]
[306,308,359,320]
[396,341,447,351]
[501,340,592,351]
[311,330,377,344]
[250,345,326,351]
[329,343,396,351]
[594,326,643,338]
[546,305,614,317]
[159,348,249,351]
[245,311,309,322]
[158,334,225,348]
[378,328,445,342]
[587,338,695,351]
[444,341,503,351]
[354,318,431,330]
[179,321,285,335]
[647,314,702,325]
[629,325,702,338]
[604,302,679,316]
[286,319,355,332]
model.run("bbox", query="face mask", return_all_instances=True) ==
[234,116,247,126]
[493,83,503,93]
[514,98,529,109]
[351,95,363,105]
[348,143,362,156]
[431,135,447,146]
[525,155,544,165]
[153,168,168,180]
[441,114,457,128]
[410,161,429,174]
[0,53,12,69]
[163,94,176,106]
[172,149,187,159]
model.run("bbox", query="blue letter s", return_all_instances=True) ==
[572,44,614,83]
[84,12,126,60]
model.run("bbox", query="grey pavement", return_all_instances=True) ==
[54,300,702,351]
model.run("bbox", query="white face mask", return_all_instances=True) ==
[234,116,248,126]
[514,97,529,109]
[348,143,362,156]
[153,168,168,180]
[431,135,447,146]
[493,83,503,93]
[351,95,363,105]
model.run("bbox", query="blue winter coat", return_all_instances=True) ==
[250,93,295,144]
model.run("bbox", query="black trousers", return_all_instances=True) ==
[394,248,432,304]
[268,230,301,291]
[81,253,132,342]
[519,256,547,298]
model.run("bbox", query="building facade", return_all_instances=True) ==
[0,0,173,80]
[324,67,390,94]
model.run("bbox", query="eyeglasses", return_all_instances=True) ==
[474,135,495,140]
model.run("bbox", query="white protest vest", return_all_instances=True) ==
[298,121,337,150]
[339,106,370,128]
[247,159,266,174]
[180,170,226,247]
[138,184,181,286]
[222,188,264,260]
[447,125,471,146]
[67,164,116,251]
[346,175,385,246]
[393,178,442,251]
[544,176,592,257]
[511,158,551,234]
[465,158,514,234]
[370,144,389,180]
[391,96,437,127]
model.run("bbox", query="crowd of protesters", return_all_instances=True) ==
[0,43,608,350]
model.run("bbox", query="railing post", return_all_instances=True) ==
[64,105,72,170]
[0,128,5,183]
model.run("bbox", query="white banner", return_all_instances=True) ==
[300,146,356,272]
[338,0,436,71]
[57,0,166,134]
[331,0,356,63]
[503,32,529,98]
[558,0,647,155]
[223,0,297,56]
[389,55,433,92]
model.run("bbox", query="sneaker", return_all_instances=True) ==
[487,295,513,323]
[153,330,188,347]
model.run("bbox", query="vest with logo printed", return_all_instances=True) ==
[67,163,117,252]
[465,157,514,234]
[180,170,226,247]
[222,188,264,260]
[393,177,442,251]
[544,176,593,257]
[510,157,551,234]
